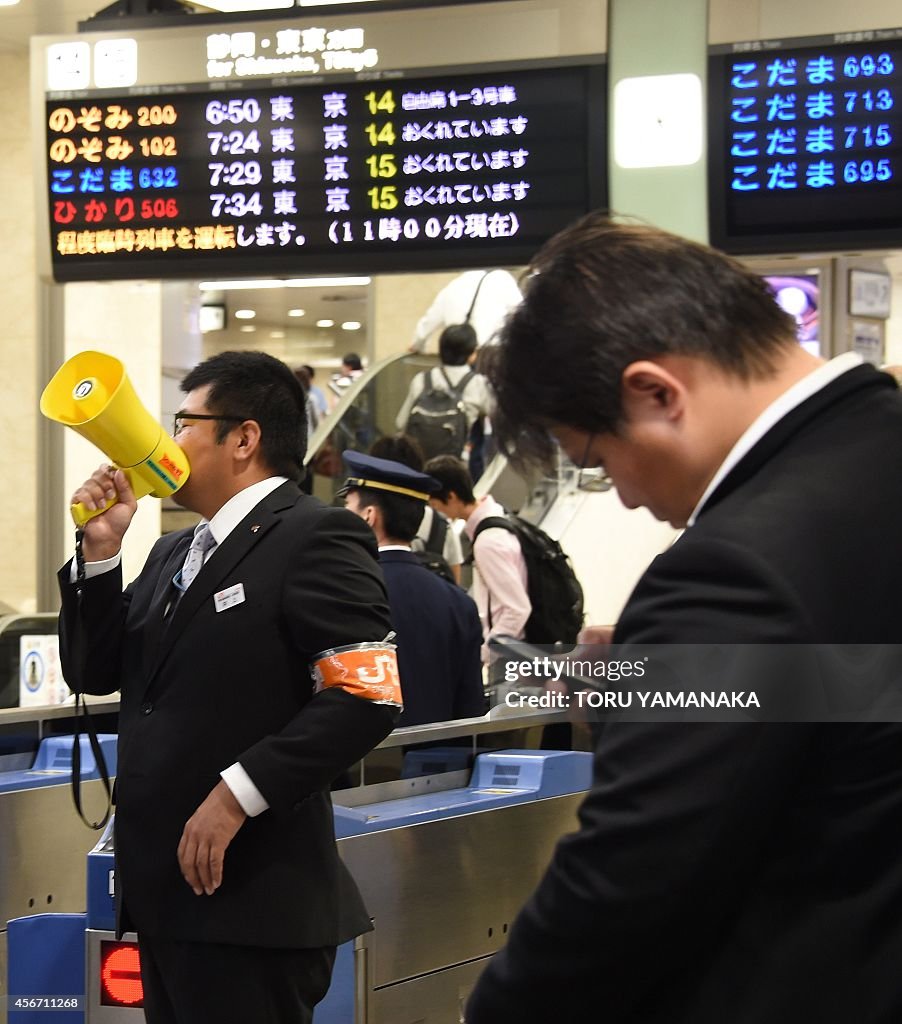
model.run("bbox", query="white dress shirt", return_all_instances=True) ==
[410,269,523,350]
[465,496,531,664]
[687,353,863,526]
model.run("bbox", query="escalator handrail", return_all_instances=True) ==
[305,351,437,466]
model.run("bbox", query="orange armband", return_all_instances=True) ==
[310,641,403,707]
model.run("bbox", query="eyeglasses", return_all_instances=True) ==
[173,412,249,436]
[575,432,613,493]
[577,468,614,492]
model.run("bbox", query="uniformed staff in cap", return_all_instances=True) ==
[341,450,486,728]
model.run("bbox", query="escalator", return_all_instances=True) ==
[303,353,677,625]
[305,352,440,505]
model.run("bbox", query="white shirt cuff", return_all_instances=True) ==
[221,763,269,817]
[68,552,122,583]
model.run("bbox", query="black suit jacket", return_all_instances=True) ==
[378,549,485,726]
[467,365,902,1022]
[59,482,397,948]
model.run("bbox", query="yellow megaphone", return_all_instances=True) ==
[40,350,190,527]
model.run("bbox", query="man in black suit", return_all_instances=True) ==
[340,450,486,727]
[465,213,902,1023]
[58,352,399,1024]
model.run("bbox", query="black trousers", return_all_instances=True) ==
[138,934,336,1024]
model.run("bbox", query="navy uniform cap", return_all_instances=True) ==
[340,450,440,502]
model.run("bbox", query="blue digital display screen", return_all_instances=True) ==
[708,29,902,254]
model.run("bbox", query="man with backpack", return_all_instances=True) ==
[396,324,491,463]
[424,455,532,667]
[340,451,485,727]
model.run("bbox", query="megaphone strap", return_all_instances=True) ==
[69,526,114,832]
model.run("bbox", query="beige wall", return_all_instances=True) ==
[60,282,167,589]
[373,271,463,361]
[709,0,902,43]
[608,0,709,242]
[0,51,39,613]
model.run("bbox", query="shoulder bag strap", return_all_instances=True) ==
[464,271,491,323]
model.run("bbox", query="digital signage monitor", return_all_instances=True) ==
[708,28,902,254]
[43,59,606,281]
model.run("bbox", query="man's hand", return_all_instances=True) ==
[72,466,138,561]
[177,780,247,896]
[578,624,615,647]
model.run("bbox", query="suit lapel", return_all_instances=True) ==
[141,533,192,680]
[144,482,301,691]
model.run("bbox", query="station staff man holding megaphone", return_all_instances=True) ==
[50,350,401,1024]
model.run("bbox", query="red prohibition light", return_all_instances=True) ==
[100,941,144,1007]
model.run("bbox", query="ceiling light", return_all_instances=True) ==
[0,1,23,7]
[614,73,703,168]
[240,325,256,333]
[285,277,371,288]
[199,280,284,291]
[270,330,286,339]
[288,309,306,317]
[341,321,362,331]
[198,277,370,291]
[234,309,256,319]
[316,319,335,328]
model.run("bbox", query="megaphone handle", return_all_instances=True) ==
[69,466,154,527]
[70,495,119,528]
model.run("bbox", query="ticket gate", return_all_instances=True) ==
[2,735,117,1024]
[0,736,116,795]
[319,749,591,1023]
[72,748,590,1023]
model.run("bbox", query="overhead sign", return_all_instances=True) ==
[708,28,902,254]
[33,5,607,281]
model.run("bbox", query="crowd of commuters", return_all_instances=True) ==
[53,213,902,1023]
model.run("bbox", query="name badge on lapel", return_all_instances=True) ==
[214,583,246,613]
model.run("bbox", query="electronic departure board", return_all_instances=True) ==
[708,28,902,254]
[44,61,605,281]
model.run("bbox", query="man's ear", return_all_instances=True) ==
[233,419,262,462]
[621,360,687,424]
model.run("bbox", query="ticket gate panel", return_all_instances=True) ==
[85,931,141,1024]
[0,737,116,795]
[7,914,85,1024]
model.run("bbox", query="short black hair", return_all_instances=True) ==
[369,433,426,471]
[423,455,475,504]
[181,350,307,482]
[488,211,799,468]
[351,486,425,543]
[342,353,363,371]
[439,323,478,366]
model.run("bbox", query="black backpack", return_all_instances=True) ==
[473,514,584,645]
[406,367,476,459]
[411,509,457,585]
